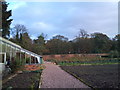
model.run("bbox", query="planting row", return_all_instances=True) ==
[47,58,120,65]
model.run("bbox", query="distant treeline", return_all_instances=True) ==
[8,24,120,56]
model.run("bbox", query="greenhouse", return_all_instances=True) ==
[0,36,43,71]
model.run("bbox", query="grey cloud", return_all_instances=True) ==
[8,2,118,39]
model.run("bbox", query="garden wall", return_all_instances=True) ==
[43,54,108,61]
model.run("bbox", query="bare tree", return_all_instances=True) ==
[77,29,89,38]
[11,24,27,38]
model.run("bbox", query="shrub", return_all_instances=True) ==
[9,57,25,73]
[109,50,119,58]
[26,58,30,64]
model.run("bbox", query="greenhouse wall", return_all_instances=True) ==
[0,36,43,72]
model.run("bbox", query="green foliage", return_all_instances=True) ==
[52,35,68,41]
[57,59,120,66]
[2,1,13,38]
[115,34,120,54]
[26,57,30,64]
[29,73,40,89]
[45,31,116,54]
[9,57,25,72]
[8,25,120,55]
[46,38,70,54]
[21,32,32,50]
[47,57,120,66]
[73,38,93,53]
[91,33,111,53]
[109,50,119,58]
[32,33,47,55]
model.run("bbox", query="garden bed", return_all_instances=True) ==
[60,64,119,88]
[2,64,45,89]
[2,71,42,89]
[47,58,120,66]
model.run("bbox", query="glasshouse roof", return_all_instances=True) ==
[21,48,42,57]
[0,36,42,57]
[0,36,21,49]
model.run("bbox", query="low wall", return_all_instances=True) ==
[43,54,108,61]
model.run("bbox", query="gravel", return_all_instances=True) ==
[40,62,90,88]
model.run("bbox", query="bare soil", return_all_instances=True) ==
[2,72,41,89]
[60,64,120,88]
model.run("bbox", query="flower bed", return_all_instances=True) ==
[24,64,45,71]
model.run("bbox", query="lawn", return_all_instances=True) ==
[60,64,119,88]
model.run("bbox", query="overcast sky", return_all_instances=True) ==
[6,1,118,40]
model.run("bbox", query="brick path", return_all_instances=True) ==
[40,62,90,88]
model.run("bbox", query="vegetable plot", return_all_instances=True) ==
[60,64,119,88]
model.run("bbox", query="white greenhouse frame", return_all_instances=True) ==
[0,36,43,72]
